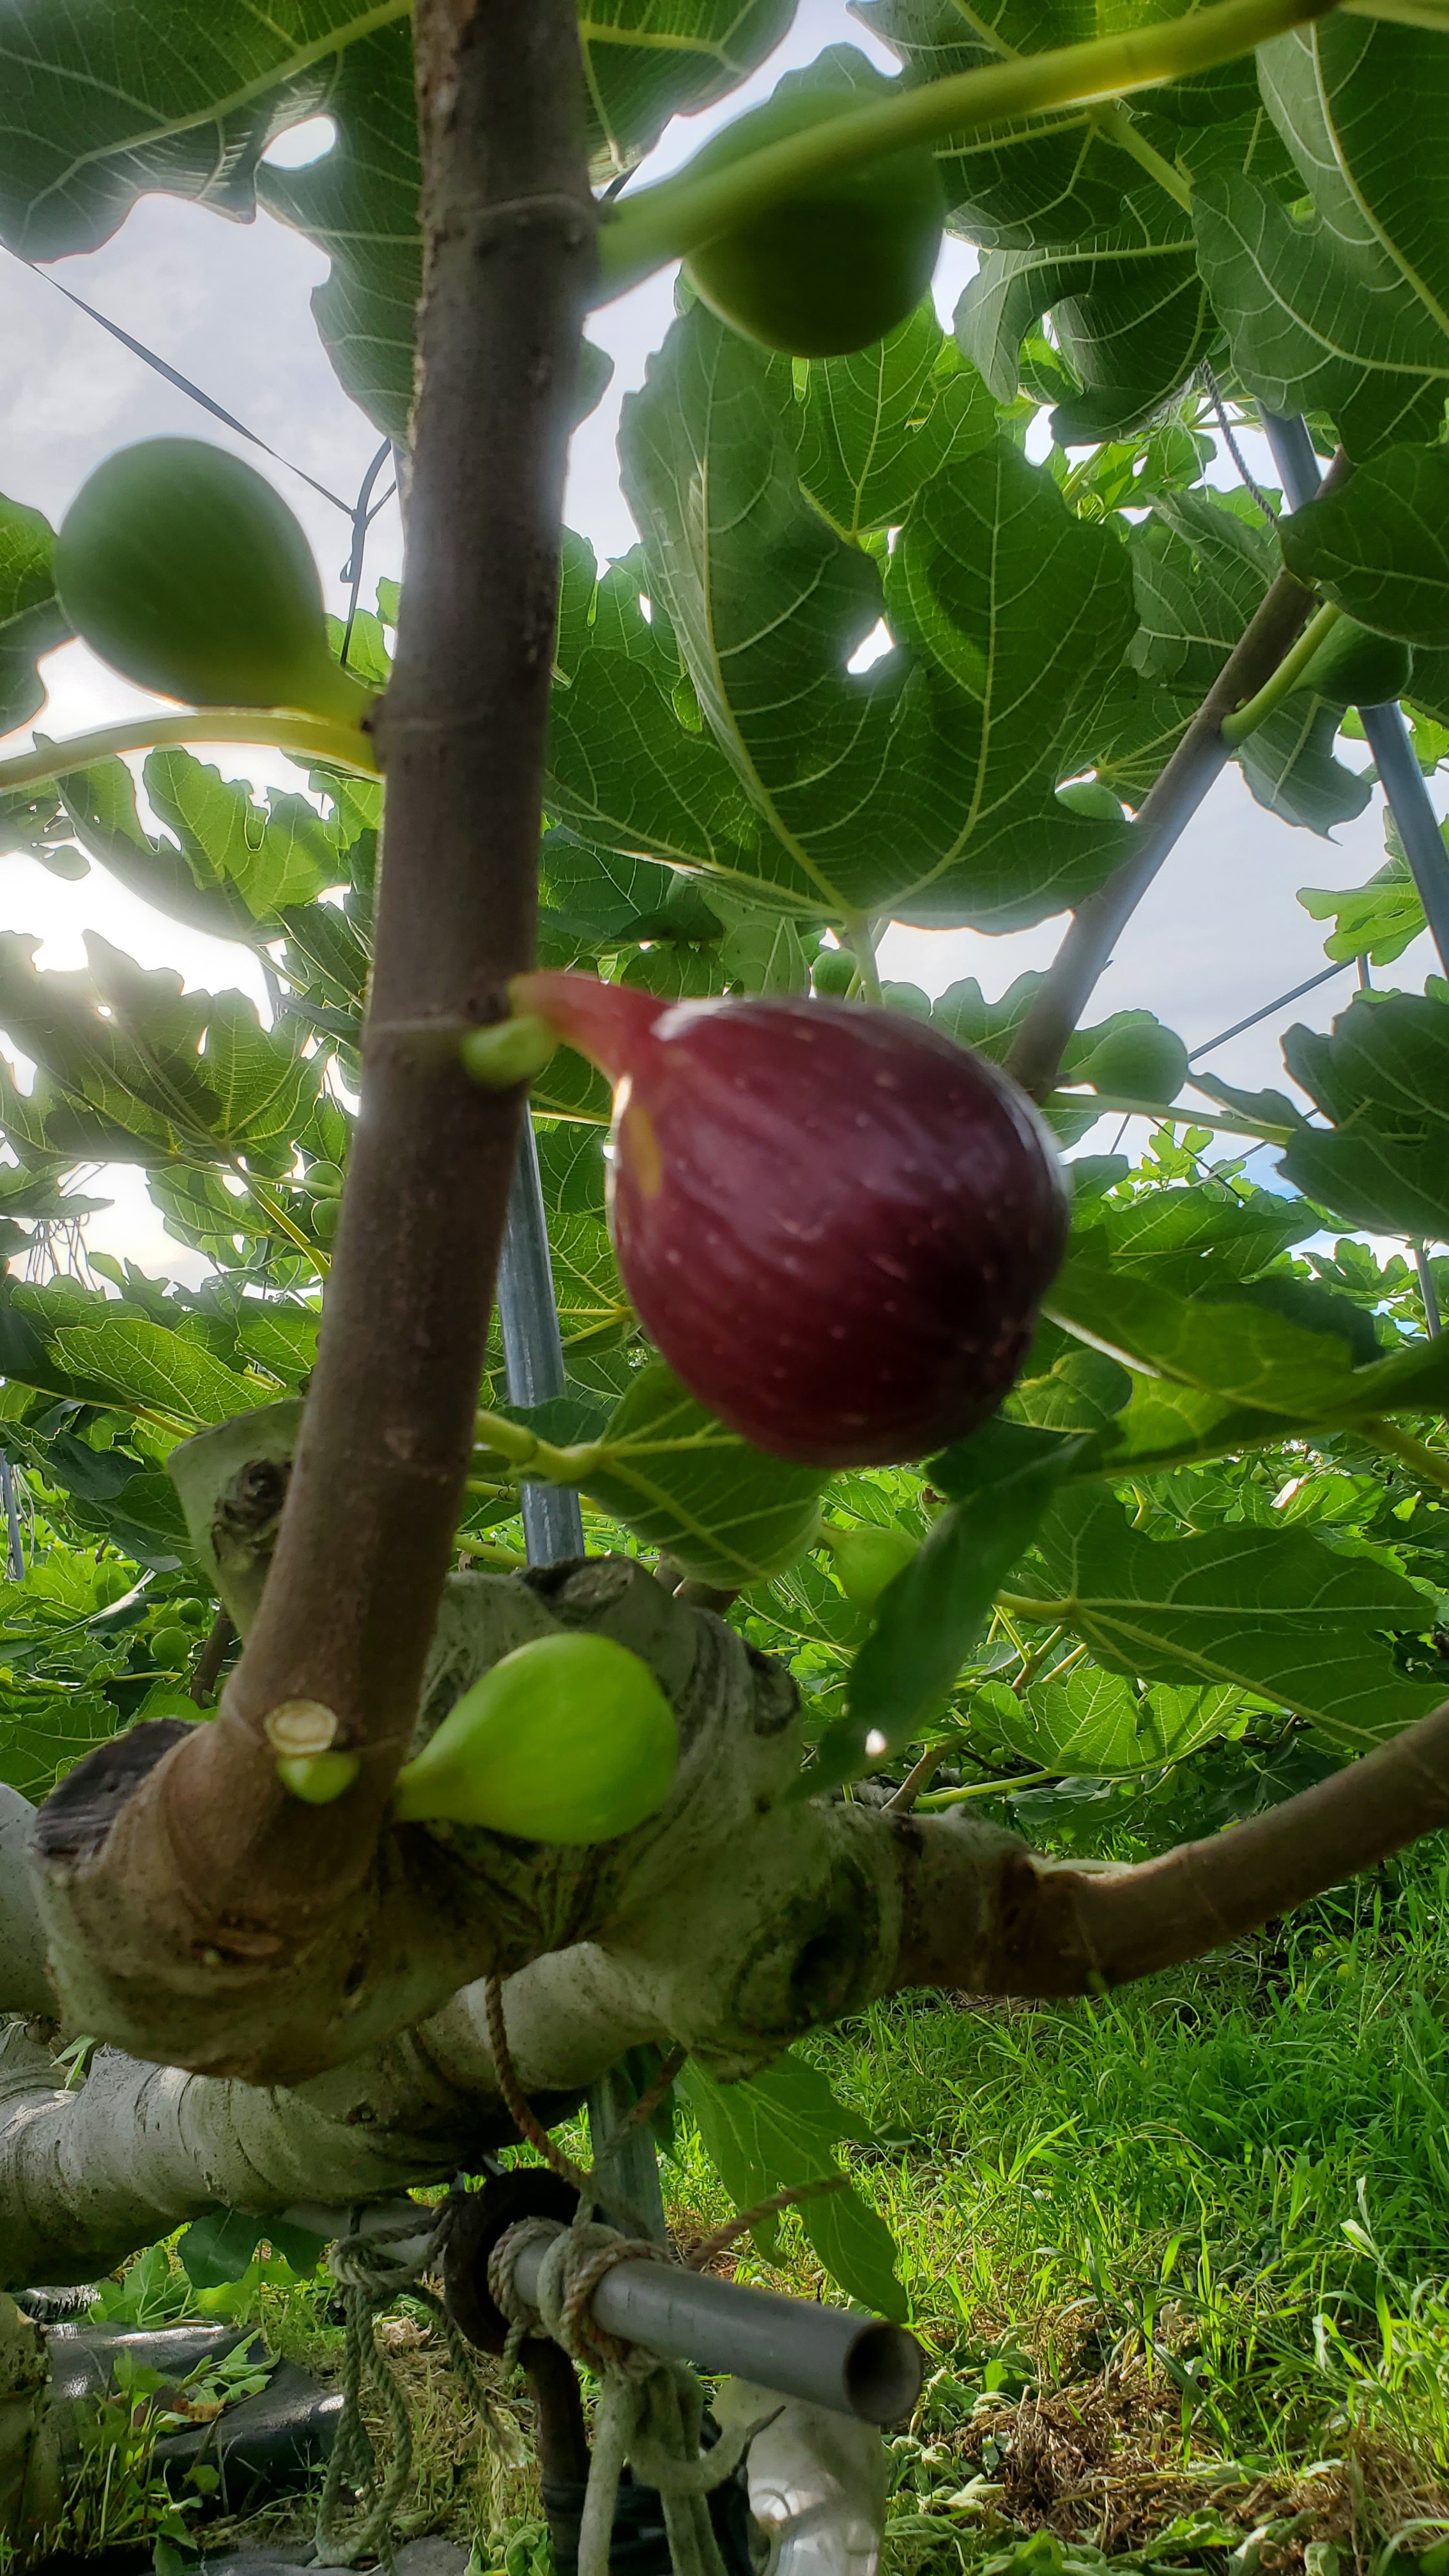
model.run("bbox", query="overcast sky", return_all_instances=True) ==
[0,0,1438,1283]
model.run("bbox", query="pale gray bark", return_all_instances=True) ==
[0,1792,49,2021]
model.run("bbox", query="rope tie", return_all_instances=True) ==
[314,2200,521,2571]
[489,2211,760,2576]
[307,1981,843,2570]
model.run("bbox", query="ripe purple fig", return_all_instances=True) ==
[514,972,1068,1471]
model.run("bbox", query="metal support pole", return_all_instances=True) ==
[1357,705,1449,974]
[496,1119,666,2234]
[286,2194,923,2423]
[495,1121,586,1567]
[0,1458,22,1582]
[1261,413,1449,975]
[506,2231,921,2425]
[1259,411,1321,514]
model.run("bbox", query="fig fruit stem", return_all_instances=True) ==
[917,1767,1057,1811]
[1220,601,1344,745]
[1340,0,1449,20]
[1363,1418,1449,1494]
[0,709,379,797]
[594,0,1340,300]
[1046,1089,1296,1144]
[453,1533,529,1569]
[843,916,884,1006]
[472,1409,600,1484]
[471,1406,750,1488]
[1086,101,1194,213]
[238,1172,330,1276]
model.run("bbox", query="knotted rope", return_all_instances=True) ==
[313,2199,521,2570]
[479,1976,825,2576]
[488,2211,755,2576]
[312,1982,838,2573]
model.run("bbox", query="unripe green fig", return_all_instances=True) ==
[880,980,932,1020]
[176,1598,210,1629]
[391,1632,678,1843]
[149,1623,192,1667]
[459,1014,558,1091]
[681,68,944,357]
[1300,617,1414,708]
[812,946,857,997]
[1056,778,1126,821]
[828,1523,918,1606]
[303,1161,344,1197]
[277,1750,362,1805]
[1077,1020,1190,1106]
[312,1197,341,1245]
[55,440,372,725]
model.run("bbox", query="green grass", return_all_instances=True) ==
[41,1842,1449,2572]
[663,1842,1449,2571]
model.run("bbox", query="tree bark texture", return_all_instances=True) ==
[28,1,596,2039]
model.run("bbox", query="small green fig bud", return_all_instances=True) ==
[1056,778,1126,821]
[1076,1020,1190,1107]
[391,1631,678,1843]
[312,1197,341,1245]
[277,1751,362,1805]
[303,1162,344,1197]
[150,1623,192,1667]
[826,1523,919,1606]
[460,1015,559,1089]
[880,981,932,1020]
[812,947,858,997]
[55,440,372,726]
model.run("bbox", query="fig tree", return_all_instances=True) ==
[1077,1020,1190,1106]
[1299,617,1414,708]
[512,970,1068,1470]
[680,72,944,357]
[391,1631,678,1843]
[54,440,372,725]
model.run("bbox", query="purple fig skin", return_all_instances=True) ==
[514,972,1069,1470]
